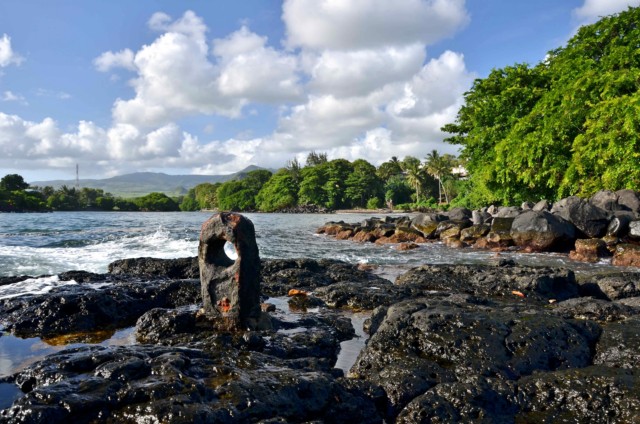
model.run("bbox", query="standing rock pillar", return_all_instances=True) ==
[199,213,261,330]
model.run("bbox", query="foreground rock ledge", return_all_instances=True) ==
[2,257,640,422]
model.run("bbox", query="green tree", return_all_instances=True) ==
[95,196,115,211]
[305,151,328,167]
[298,164,329,206]
[384,175,413,207]
[0,174,29,191]
[424,150,454,203]
[256,169,299,211]
[401,156,424,203]
[323,159,353,209]
[179,192,199,211]
[345,159,382,208]
[443,7,640,205]
[215,169,272,211]
[376,156,403,181]
[135,192,180,211]
[194,182,221,209]
[286,158,302,183]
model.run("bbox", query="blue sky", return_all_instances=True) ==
[0,0,637,182]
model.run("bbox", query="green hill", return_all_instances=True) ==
[30,166,268,198]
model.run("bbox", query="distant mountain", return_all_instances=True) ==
[30,165,272,198]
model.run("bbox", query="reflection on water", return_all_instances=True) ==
[0,383,20,409]
[335,312,370,375]
[0,327,136,379]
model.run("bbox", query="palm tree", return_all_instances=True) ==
[402,161,423,203]
[424,150,452,204]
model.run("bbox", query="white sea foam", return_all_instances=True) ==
[0,276,77,300]
[1,225,198,276]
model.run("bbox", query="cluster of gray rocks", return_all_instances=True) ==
[318,189,640,267]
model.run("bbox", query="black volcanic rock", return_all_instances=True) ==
[108,256,199,279]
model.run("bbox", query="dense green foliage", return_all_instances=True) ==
[3,150,465,213]
[202,152,462,212]
[256,169,298,212]
[0,175,183,212]
[443,7,640,207]
[134,192,180,211]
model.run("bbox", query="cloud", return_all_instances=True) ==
[5,4,477,178]
[307,44,425,97]
[269,50,474,163]
[0,34,23,67]
[573,0,640,23]
[2,91,27,105]
[213,26,302,102]
[0,111,264,176]
[93,49,136,72]
[110,12,301,128]
[35,89,71,100]
[283,0,469,50]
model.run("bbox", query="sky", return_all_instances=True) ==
[0,0,639,182]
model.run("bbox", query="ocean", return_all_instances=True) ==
[0,211,623,299]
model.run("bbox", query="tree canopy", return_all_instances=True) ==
[443,7,640,206]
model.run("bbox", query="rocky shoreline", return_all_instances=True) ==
[318,190,640,267]
[0,254,640,422]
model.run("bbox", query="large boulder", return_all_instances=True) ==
[446,207,472,221]
[616,189,640,214]
[612,244,640,267]
[551,196,610,238]
[532,199,551,211]
[569,239,609,263]
[394,264,579,304]
[590,190,619,211]
[491,206,521,218]
[607,213,634,237]
[0,277,201,338]
[410,213,448,238]
[511,210,576,251]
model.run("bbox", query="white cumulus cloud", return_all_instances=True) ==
[0,34,23,67]
[307,44,425,97]
[283,0,469,50]
[109,12,302,128]
[573,0,640,23]
[213,26,302,103]
[93,49,136,72]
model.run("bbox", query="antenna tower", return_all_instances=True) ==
[76,164,79,189]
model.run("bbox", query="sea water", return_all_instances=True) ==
[0,211,626,298]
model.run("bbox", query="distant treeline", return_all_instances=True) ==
[180,151,463,212]
[1,151,464,212]
[0,174,181,212]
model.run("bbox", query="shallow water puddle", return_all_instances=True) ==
[267,296,370,375]
[0,327,136,379]
[0,383,21,409]
[335,313,370,375]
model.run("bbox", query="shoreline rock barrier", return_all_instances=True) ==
[318,189,640,266]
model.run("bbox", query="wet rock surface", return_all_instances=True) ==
[318,190,640,269]
[3,256,640,422]
[346,262,640,422]
[0,276,201,338]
